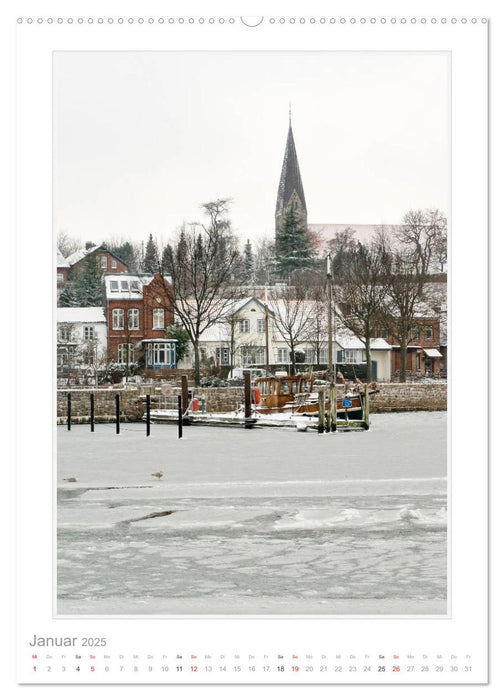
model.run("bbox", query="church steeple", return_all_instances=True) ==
[275,110,307,237]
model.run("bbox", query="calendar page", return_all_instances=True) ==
[11,0,491,691]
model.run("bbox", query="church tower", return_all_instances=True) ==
[275,110,308,238]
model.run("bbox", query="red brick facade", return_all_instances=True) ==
[106,274,174,363]
[388,318,443,376]
[70,248,129,279]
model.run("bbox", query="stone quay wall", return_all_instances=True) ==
[56,382,446,423]
[368,382,447,413]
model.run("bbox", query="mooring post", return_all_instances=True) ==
[364,383,370,430]
[67,392,71,431]
[244,370,253,428]
[325,385,331,433]
[330,384,337,432]
[115,393,120,434]
[178,394,183,438]
[318,390,325,433]
[146,393,151,437]
[90,393,95,432]
[181,375,189,414]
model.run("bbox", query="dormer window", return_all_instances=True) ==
[120,280,129,292]
[110,280,119,292]
[130,280,140,293]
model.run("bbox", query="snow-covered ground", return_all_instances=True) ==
[57,412,447,616]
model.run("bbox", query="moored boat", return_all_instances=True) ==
[253,372,378,419]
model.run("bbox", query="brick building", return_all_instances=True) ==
[104,273,176,369]
[63,244,129,279]
[382,316,443,377]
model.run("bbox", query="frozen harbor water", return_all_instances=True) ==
[57,412,447,616]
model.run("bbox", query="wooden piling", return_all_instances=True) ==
[363,383,370,430]
[244,371,253,428]
[177,394,183,438]
[115,393,120,434]
[330,384,337,432]
[67,393,71,431]
[318,390,325,433]
[90,393,95,432]
[181,375,189,414]
[146,394,151,437]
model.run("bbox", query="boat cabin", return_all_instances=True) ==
[255,374,315,411]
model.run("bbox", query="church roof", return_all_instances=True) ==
[275,119,307,219]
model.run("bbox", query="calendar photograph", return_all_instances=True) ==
[54,50,449,617]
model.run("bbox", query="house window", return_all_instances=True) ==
[217,347,230,366]
[128,308,139,330]
[257,319,266,333]
[100,255,107,269]
[424,325,434,341]
[110,280,119,292]
[59,325,72,341]
[319,347,329,365]
[120,280,129,292]
[411,327,420,342]
[83,326,95,340]
[57,273,64,286]
[276,347,289,363]
[118,343,134,364]
[130,280,140,293]
[416,353,421,370]
[57,346,75,370]
[112,308,124,330]
[153,308,165,330]
[342,349,362,364]
[111,259,117,269]
[242,346,265,365]
[304,347,314,364]
[239,319,250,333]
[146,341,175,368]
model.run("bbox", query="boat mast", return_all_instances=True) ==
[327,254,333,382]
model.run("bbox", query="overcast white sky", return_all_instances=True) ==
[54,51,449,247]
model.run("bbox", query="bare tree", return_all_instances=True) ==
[269,277,318,374]
[379,210,447,382]
[397,209,447,275]
[57,231,82,258]
[332,238,389,382]
[158,199,245,385]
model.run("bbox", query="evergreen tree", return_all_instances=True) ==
[161,243,172,275]
[108,241,137,272]
[72,257,104,306]
[58,283,79,307]
[276,205,316,278]
[165,323,190,363]
[143,233,159,273]
[243,239,254,280]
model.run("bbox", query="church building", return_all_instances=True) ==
[275,112,308,239]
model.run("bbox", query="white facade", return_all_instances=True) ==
[57,307,108,379]
[177,296,392,380]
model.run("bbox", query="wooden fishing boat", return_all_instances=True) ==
[253,372,378,418]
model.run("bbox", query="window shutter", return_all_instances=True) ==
[336,350,343,363]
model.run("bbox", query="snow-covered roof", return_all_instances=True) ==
[57,307,106,323]
[103,273,172,299]
[57,249,69,268]
[310,223,401,249]
[335,334,391,351]
[198,323,234,343]
[64,245,101,267]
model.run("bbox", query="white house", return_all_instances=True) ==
[57,307,108,381]
[177,295,392,380]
